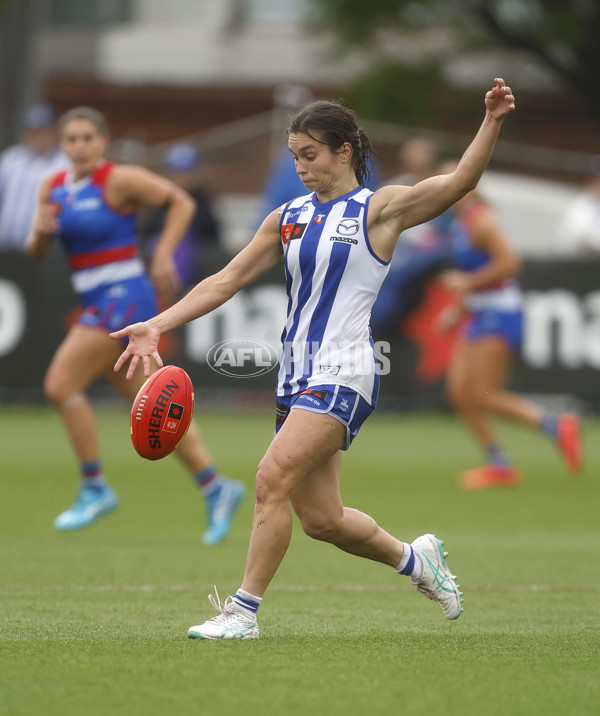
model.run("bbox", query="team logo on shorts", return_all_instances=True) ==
[299,389,327,402]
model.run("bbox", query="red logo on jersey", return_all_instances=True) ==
[281,223,307,244]
[315,214,325,224]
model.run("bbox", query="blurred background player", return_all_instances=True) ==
[437,166,582,488]
[25,106,244,543]
[138,141,223,293]
[370,137,452,333]
[0,103,68,251]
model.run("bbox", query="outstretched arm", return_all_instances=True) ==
[369,79,515,260]
[111,209,284,378]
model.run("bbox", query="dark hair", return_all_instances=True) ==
[288,99,373,186]
[59,106,109,136]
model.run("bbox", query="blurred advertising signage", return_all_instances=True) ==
[2,251,600,406]
[0,279,25,357]
[524,289,600,368]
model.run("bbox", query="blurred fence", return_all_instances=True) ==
[2,249,599,412]
[107,107,598,189]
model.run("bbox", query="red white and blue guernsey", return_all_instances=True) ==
[449,202,523,350]
[47,162,158,335]
[277,187,390,406]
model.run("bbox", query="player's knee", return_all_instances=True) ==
[254,457,286,505]
[43,373,65,406]
[476,390,498,410]
[300,515,336,542]
[448,380,482,411]
[44,375,84,410]
[296,506,341,542]
[446,382,468,409]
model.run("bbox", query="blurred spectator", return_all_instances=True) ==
[554,156,600,256]
[0,103,68,250]
[371,138,452,333]
[387,137,437,186]
[139,141,222,289]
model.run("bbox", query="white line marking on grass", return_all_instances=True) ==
[2,584,599,594]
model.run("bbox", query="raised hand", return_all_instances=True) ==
[485,78,516,120]
[110,322,163,379]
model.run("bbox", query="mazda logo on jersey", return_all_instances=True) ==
[336,218,360,236]
[281,223,308,244]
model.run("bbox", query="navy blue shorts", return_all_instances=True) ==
[78,276,159,346]
[275,384,375,451]
[464,308,523,351]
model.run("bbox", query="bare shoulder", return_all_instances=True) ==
[368,184,412,224]
[252,208,283,246]
[264,206,283,228]
[108,163,173,207]
[108,163,155,188]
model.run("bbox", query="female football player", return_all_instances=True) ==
[26,107,244,543]
[112,80,516,639]
[438,177,582,488]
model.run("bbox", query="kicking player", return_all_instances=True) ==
[111,79,517,638]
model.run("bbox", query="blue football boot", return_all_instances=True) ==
[202,480,245,545]
[54,484,118,530]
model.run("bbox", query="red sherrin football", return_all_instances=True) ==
[130,365,195,460]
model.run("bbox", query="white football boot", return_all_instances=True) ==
[410,533,463,620]
[187,587,259,640]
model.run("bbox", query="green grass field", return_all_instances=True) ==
[1,405,598,716]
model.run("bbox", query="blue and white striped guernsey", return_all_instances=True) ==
[277,186,390,405]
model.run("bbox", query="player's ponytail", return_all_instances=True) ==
[353,128,372,187]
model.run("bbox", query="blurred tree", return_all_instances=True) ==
[345,61,446,127]
[310,0,600,126]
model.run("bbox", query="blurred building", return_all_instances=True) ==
[2,0,599,254]
[30,0,358,146]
